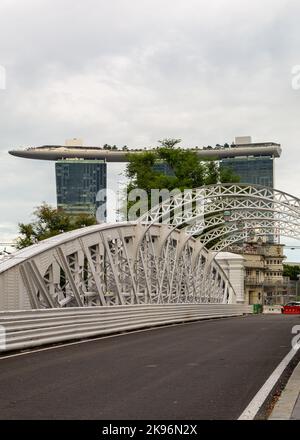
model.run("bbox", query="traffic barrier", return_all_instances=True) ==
[0,304,253,353]
[282,306,300,315]
[263,305,283,314]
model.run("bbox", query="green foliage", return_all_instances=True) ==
[125,141,239,191]
[157,138,182,149]
[283,264,300,280]
[123,139,240,218]
[16,203,97,249]
[219,166,241,183]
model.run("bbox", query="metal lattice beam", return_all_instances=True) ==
[0,222,234,310]
[138,183,300,251]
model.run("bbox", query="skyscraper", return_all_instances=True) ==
[55,159,107,219]
[220,136,277,187]
[9,136,281,222]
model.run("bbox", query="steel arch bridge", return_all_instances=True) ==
[0,222,235,311]
[138,183,300,248]
[1,183,300,311]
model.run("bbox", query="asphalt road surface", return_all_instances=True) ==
[0,314,299,420]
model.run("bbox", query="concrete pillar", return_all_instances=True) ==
[215,252,245,304]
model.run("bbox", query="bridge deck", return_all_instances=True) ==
[0,314,299,420]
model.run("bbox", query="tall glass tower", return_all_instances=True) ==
[55,159,107,219]
[220,137,276,188]
[220,156,274,187]
[220,137,277,244]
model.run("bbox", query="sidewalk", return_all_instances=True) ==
[269,360,300,420]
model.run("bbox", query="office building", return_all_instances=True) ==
[220,136,278,187]
[55,159,107,219]
[9,136,282,228]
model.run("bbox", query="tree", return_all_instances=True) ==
[283,264,300,281]
[123,140,240,218]
[220,166,241,183]
[157,138,182,149]
[16,203,97,249]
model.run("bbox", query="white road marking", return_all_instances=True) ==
[238,347,299,420]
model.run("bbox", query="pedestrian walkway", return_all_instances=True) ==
[269,360,300,420]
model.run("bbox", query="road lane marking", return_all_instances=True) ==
[238,347,299,420]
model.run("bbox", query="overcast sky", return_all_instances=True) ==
[1,0,300,259]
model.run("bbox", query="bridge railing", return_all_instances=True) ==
[0,304,253,353]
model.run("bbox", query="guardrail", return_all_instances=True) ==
[0,304,253,353]
[263,305,283,314]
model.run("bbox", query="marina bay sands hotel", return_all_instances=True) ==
[9,136,282,216]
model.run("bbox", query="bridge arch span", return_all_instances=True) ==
[138,184,300,249]
[0,222,235,311]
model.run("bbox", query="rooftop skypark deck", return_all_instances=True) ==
[9,142,282,162]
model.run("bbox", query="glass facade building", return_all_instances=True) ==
[55,160,107,219]
[220,153,275,243]
[220,155,274,187]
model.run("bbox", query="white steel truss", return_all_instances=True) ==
[3,183,299,311]
[0,223,234,310]
[138,183,300,251]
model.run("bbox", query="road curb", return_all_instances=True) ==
[269,358,300,420]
